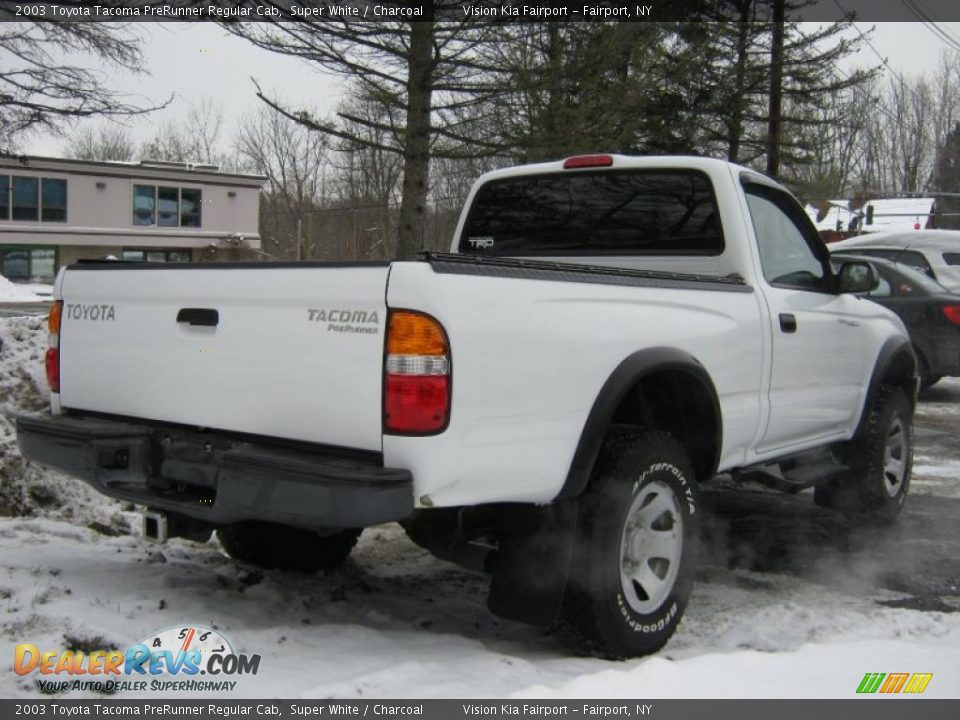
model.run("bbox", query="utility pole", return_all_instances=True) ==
[766,0,785,179]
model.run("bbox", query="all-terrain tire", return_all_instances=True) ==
[814,387,912,524]
[558,429,699,659]
[217,522,361,572]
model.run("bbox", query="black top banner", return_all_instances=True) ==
[2,0,960,22]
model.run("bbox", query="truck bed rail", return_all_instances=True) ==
[421,252,753,293]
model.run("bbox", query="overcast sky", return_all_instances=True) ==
[24,22,960,158]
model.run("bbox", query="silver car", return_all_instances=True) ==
[828,230,960,292]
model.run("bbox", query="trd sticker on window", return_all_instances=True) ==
[467,236,495,249]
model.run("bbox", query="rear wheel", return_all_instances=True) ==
[814,387,912,524]
[217,522,361,572]
[558,429,699,659]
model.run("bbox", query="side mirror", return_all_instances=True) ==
[838,260,879,294]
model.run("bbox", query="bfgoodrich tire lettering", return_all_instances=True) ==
[559,429,699,659]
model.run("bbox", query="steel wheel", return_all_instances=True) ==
[619,479,684,614]
[883,417,907,498]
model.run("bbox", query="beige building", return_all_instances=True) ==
[0,154,266,281]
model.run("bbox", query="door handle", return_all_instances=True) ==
[176,308,219,327]
[838,318,860,327]
[779,313,797,333]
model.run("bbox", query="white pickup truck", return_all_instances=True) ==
[18,155,917,659]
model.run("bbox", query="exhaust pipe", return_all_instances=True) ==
[142,510,169,544]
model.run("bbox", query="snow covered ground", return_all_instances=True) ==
[1,315,958,699]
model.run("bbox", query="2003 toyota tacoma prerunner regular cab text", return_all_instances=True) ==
[17,155,918,658]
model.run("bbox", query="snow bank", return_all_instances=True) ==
[0,316,130,529]
[0,275,43,302]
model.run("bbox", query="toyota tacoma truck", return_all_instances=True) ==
[17,155,917,659]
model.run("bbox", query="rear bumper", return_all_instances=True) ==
[16,414,413,530]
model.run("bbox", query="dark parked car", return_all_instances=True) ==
[833,253,960,388]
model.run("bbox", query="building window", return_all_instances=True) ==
[40,178,67,222]
[157,186,179,227]
[121,249,192,263]
[31,248,56,278]
[0,247,57,281]
[133,185,155,226]
[132,185,202,228]
[12,177,39,221]
[1,176,67,222]
[180,188,202,227]
[0,176,8,220]
[1,250,29,279]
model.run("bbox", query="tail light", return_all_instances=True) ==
[563,154,614,169]
[943,305,960,325]
[384,310,450,434]
[46,300,63,393]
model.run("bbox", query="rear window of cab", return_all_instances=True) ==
[459,169,723,257]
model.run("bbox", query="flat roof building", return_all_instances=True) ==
[805,197,936,235]
[0,154,266,282]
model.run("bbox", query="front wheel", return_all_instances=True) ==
[814,387,912,524]
[558,429,699,659]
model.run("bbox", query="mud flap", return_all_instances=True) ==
[487,499,578,627]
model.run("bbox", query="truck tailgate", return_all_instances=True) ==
[57,264,389,452]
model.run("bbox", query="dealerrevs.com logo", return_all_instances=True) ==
[14,625,260,694]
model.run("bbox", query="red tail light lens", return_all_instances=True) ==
[943,305,960,325]
[384,310,451,434]
[385,376,449,433]
[45,348,60,393]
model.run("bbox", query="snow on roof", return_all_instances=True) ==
[805,198,935,233]
[805,201,855,232]
[864,198,936,232]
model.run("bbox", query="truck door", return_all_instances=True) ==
[743,183,870,454]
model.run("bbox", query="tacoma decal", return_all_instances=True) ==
[308,308,380,335]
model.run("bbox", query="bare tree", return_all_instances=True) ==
[332,91,404,209]
[0,20,165,148]
[236,105,329,260]
[788,82,876,199]
[141,99,232,168]
[62,122,136,162]
[886,73,936,194]
[223,5,502,259]
[849,53,960,197]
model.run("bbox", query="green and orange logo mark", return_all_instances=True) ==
[857,672,933,694]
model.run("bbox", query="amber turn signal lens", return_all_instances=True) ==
[387,311,447,356]
[48,300,63,335]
